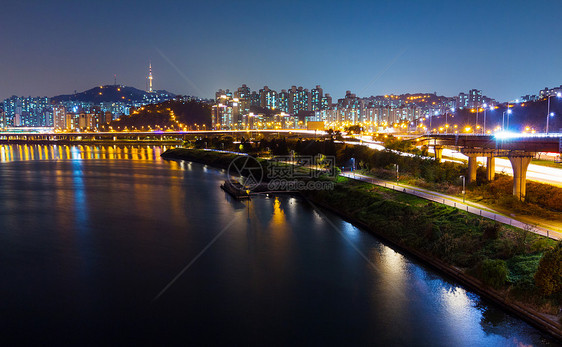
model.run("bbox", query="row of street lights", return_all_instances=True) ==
[426,94,560,135]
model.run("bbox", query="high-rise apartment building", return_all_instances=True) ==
[457,92,469,108]
[289,86,310,115]
[468,89,482,108]
[311,85,323,111]
[259,86,277,109]
[2,96,52,127]
[277,90,290,113]
[250,91,260,108]
[215,89,232,103]
[337,91,363,123]
[53,105,66,130]
[234,84,251,115]
[321,94,332,110]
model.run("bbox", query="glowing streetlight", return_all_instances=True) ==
[502,108,512,131]
[460,175,466,202]
[546,92,561,134]
[446,107,454,133]
[482,103,488,134]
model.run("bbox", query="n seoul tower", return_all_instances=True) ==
[147,61,153,93]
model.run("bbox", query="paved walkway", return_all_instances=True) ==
[340,171,561,240]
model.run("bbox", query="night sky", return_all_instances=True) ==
[1,0,561,101]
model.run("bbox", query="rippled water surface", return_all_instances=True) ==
[0,144,556,345]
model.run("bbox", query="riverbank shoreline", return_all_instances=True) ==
[304,195,562,341]
[161,147,562,341]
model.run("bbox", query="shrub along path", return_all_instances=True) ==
[341,171,562,240]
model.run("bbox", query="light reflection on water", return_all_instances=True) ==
[0,144,556,345]
[0,143,172,162]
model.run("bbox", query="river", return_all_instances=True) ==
[0,144,556,345]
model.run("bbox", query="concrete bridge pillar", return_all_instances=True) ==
[508,151,534,201]
[433,145,444,162]
[460,148,498,183]
[466,154,479,183]
[486,156,495,181]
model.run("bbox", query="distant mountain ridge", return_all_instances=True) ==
[51,85,175,103]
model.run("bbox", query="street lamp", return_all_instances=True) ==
[482,103,488,134]
[447,107,454,134]
[502,108,512,131]
[460,175,466,202]
[474,105,480,135]
[429,110,438,134]
[546,92,561,134]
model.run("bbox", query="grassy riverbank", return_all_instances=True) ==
[162,147,562,338]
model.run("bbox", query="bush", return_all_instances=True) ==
[481,221,500,240]
[530,238,552,253]
[534,242,562,296]
[477,259,508,289]
[507,254,542,286]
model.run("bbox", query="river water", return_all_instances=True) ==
[0,144,556,345]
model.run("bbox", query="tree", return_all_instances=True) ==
[534,242,562,296]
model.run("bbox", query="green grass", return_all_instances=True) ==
[531,158,562,169]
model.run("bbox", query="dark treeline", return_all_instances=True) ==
[192,136,467,183]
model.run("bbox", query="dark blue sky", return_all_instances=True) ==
[1,0,561,102]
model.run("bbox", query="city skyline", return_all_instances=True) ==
[1,1,561,102]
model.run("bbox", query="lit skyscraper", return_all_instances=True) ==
[277,90,289,113]
[311,85,323,111]
[234,84,251,115]
[259,86,277,109]
[289,86,310,115]
[53,105,66,130]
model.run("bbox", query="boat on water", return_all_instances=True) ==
[220,180,251,200]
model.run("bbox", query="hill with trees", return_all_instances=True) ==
[101,99,211,131]
[51,85,174,103]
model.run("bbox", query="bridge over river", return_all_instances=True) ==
[423,133,562,201]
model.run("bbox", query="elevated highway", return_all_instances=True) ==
[423,133,562,200]
[0,129,323,144]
